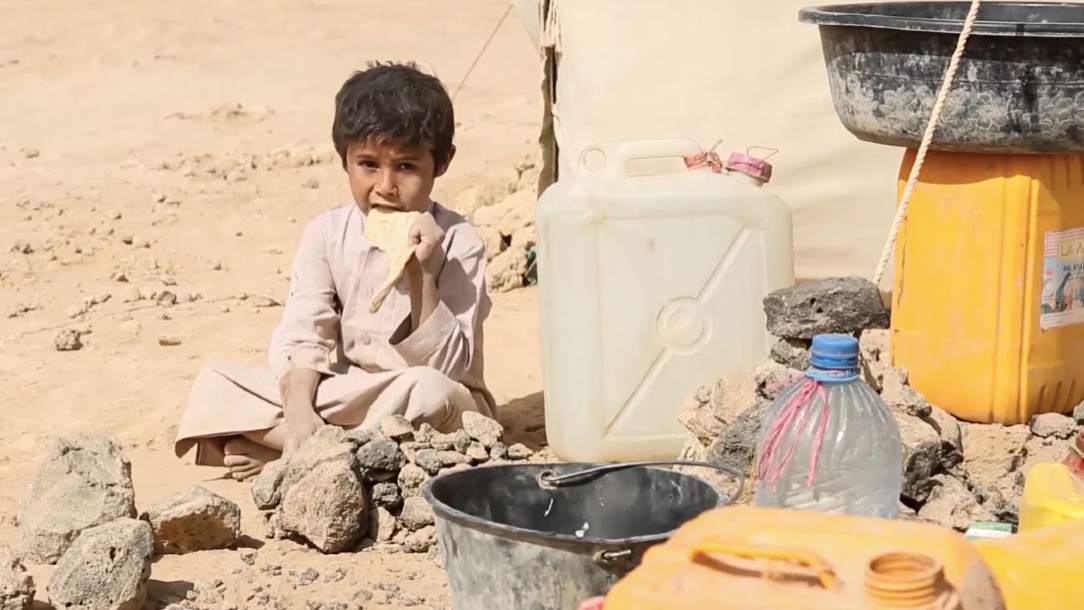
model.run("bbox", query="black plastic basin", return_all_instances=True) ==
[800,2,1084,154]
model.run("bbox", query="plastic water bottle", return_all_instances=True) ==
[753,333,902,518]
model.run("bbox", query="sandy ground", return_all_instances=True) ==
[0,1,543,607]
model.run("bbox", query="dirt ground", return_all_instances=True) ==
[0,1,543,607]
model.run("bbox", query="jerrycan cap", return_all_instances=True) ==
[810,334,859,370]
[725,153,773,182]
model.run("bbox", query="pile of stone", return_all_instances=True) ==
[6,433,242,610]
[678,277,1083,530]
[253,411,542,556]
[452,153,540,294]
[1,410,537,610]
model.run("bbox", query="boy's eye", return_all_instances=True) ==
[397,162,416,171]
[358,159,378,169]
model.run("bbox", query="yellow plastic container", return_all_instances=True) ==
[1018,461,1084,532]
[892,150,1084,424]
[603,505,1005,610]
[974,518,1084,610]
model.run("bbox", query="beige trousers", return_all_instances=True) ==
[173,360,485,466]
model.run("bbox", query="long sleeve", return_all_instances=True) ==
[388,227,490,381]
[268,214,342,379]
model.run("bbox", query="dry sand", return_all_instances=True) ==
[0,1,545,607]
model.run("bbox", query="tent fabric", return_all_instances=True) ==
[530,0,970,285]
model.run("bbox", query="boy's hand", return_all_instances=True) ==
[408,212,444,272]
[281,407,325,455]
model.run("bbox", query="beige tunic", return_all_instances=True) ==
[174,202,496,466]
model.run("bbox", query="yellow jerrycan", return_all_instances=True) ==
[973,517,1084,610]
[603,505,1005,609]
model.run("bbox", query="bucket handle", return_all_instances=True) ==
[537,460,745,499]
[688,542,840,592]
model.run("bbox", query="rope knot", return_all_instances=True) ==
[683,150,724,174]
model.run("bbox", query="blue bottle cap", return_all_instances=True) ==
[809,334,860,370]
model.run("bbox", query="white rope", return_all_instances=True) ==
[871,0,985,287]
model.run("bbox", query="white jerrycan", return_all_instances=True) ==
[535,138,795,462]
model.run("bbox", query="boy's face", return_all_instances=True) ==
[345,137,454,215]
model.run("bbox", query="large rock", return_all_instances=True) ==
[141,485,241,554]
[762,277,890,339]
[47,518,153,610]
[0,546,34,610]
[250,426,357,510]
[896,413,942,505]
[278,460,369,554]
[703,402,770,475]
[19,433,137,564]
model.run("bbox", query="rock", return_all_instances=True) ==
[880,368,932,418]
[486,247,527,293]
[1020,435,1069,476]
[250,427,357,509]
[506,443,534,460]
[961,423,1030,498]
[0,546,35,610]
[703,402,769,475]
[917,474,987,532]
[356,439,407,479]
[398,497,435,532]
[403,526,437,553]
[479,226,507,261]
[461,411,504,448]
[379,415,414,441]
[921,405,964,469]
[753,361,801,402]
[19,433,137,564]
[278,460,369,554]
[1029,412,1076,440]
[141,485,241,554]
[511,225,537,250]
[677,394,726,446]
[488,443,507,461]
[397,464,429,498]
[762,277,890,339]
[370,482,402,510]
[431,430,471,453]
[238,548,257,566]
[1073,401,1084,425]
[53,328,83,351]
[466,442,490,463]
[473,189,534,236]
[414,449,443,475]
[414,423,436,444]
[896,414,942,505]
[369,507,398,543]
[47,518,153,610]
[437,451,471,467]
[251,459,289,510]
[769,338,811,371]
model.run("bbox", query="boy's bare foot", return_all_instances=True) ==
[223,437,281,481]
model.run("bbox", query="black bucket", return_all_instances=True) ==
[421,461,739,610]
[799,2,1084,153]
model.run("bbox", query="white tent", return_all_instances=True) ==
[514,0,964,285]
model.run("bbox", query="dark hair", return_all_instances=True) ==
[332,61,455,169]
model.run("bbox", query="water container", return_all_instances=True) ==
[891,150,1084,424]
[973,517,1084,610]
[1018,462,1084,533]
[754,334,903,517]
[603,505,1006,610]
[535,138,794,463]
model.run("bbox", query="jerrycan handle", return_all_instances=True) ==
[577,138,707,178]
[688,542,841,591]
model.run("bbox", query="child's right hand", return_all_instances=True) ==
[281,407,325,455]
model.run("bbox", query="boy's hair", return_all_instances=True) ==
[332,61,455,169]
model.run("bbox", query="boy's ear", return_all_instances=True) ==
[435,146,457,178]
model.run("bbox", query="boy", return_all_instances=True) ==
[174,62,496,481]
